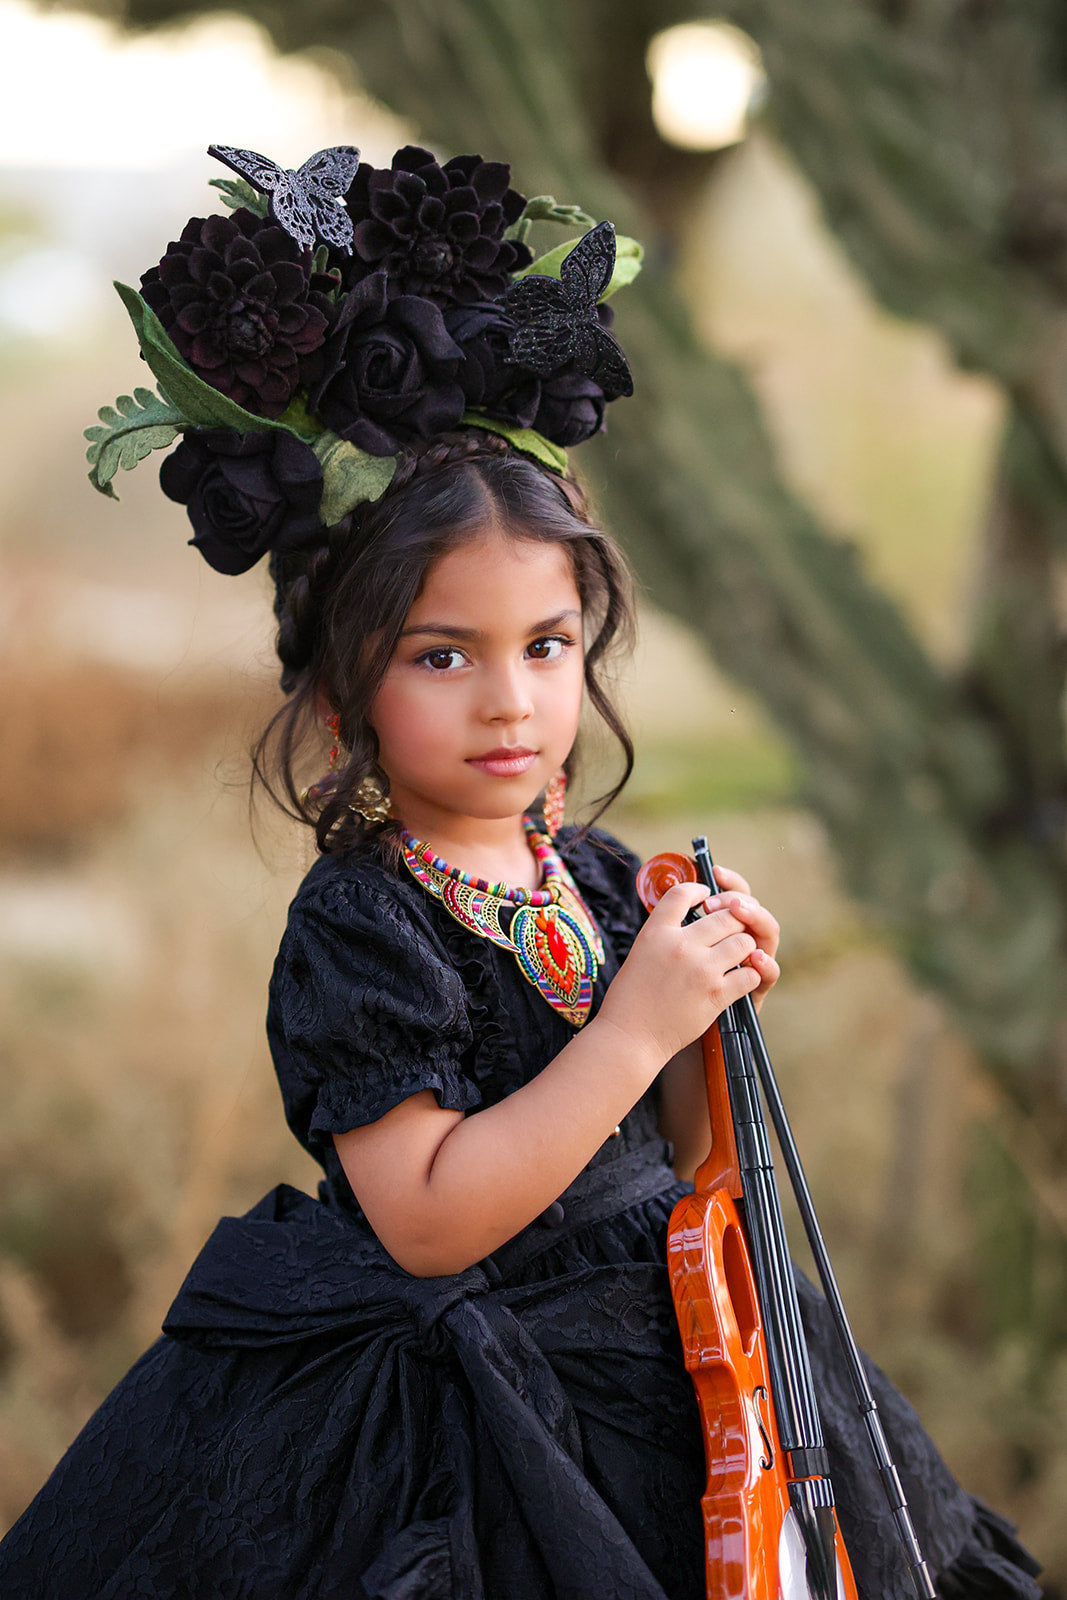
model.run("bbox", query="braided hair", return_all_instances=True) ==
[253,431,636,857]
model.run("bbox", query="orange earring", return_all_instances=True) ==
[543,769,567,838]
[300,711,343,805]
[325,711,341,771]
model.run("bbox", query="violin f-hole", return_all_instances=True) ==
[753,1385,775,1471]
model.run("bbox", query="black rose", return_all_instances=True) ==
[445,301,542,431]
[343,146,533,304]
[312,272,465,456]
[533,370,608,447]
[141,209,334,419]
[160,428,325,574]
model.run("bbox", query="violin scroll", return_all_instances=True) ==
[635,851,701,912]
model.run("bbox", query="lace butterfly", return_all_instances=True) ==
[504,221,633,400]
[208,144,361,254]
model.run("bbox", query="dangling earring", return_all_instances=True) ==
[325,711,341,772]
[543,768,567,838]
[350,769,391,824]
[300,711,344,806]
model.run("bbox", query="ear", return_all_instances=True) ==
[312,681,335,721]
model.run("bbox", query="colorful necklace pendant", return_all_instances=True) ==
[400,820,604,1027]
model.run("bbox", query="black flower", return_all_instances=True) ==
[312,273,465,456]
[343,146,533,304]
[533,370,607,447]
[445,301,542,430]
[160,428,325,574]
[141,209,334,419]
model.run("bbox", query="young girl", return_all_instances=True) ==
[0,144,1042,1599]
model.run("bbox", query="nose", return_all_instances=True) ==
[481,657,534,725]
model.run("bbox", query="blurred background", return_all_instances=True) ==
[1,0,1065,1587]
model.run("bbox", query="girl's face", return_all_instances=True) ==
[370,527,585,842]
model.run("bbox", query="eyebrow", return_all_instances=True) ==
[400,608,580,641]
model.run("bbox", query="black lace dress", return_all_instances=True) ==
[0,828,1042,1599]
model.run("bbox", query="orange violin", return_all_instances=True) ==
[638,842,935,1600]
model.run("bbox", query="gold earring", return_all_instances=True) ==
[349,773,391,824]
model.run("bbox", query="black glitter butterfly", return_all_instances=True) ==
[208,144,361,254]
[504,221,633,399]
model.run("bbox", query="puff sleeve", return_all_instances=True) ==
[266,866,482,1157]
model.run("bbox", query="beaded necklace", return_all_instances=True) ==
[400,818,604,1027]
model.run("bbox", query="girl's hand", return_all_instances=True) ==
[700,864,780,1014]
[597,879,764,1066]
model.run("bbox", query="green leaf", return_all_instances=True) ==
[113,282,303,437]
[83,386,184,499]
[461,412,568,474]
[515,238,580,281]
[208,176,268,218]
[312,432,397,525]
[506,195,596,244]
[600,235,643,299]
[511,234,643,299]
[276,393,322,439]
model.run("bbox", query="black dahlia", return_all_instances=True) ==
[445,302,542,431]
[343,146,533,305]
[141,209,334,419]
[160,428,325,574]
[533,370,607,447]
[312,273,465,456]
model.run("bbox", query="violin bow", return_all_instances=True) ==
[693,837,936,1600]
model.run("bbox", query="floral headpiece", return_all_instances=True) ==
[86,142,641,576]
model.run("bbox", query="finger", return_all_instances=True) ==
[720,961,763,1008]
[711,931,758,972]
[704,864,752,897]
[654,880,723,923]
[746,948,780,986]
[748,949,780,1012]
[686,906,748,944]
[721,896,780,959]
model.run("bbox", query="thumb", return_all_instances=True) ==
[650,880,715,924]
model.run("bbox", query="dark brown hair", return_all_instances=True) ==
[252,430,636,856]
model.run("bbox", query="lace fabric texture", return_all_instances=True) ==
[0,829,1043,1598]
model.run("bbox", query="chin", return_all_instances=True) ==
[465,785,544,820]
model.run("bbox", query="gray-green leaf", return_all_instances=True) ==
[208,176,269,218]
[461,412,568,474]
[113,282,306,438]
[84,386,184,499]
[506,195,597,244]
[312,432,397,525]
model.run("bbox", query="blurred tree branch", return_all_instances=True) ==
[62,1,1067,1157]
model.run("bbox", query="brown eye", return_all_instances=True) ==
[526,635,567,661]
[420,647,464,671]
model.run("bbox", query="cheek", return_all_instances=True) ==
[370,674,452,769]
[561,656,586,727]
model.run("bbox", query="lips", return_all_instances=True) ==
[466,746,538,777]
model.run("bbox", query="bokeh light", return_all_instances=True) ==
[647,20,765,151]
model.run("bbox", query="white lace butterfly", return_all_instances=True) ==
[208,144,361,254]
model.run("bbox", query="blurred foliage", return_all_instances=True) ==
[623,732,796,818]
